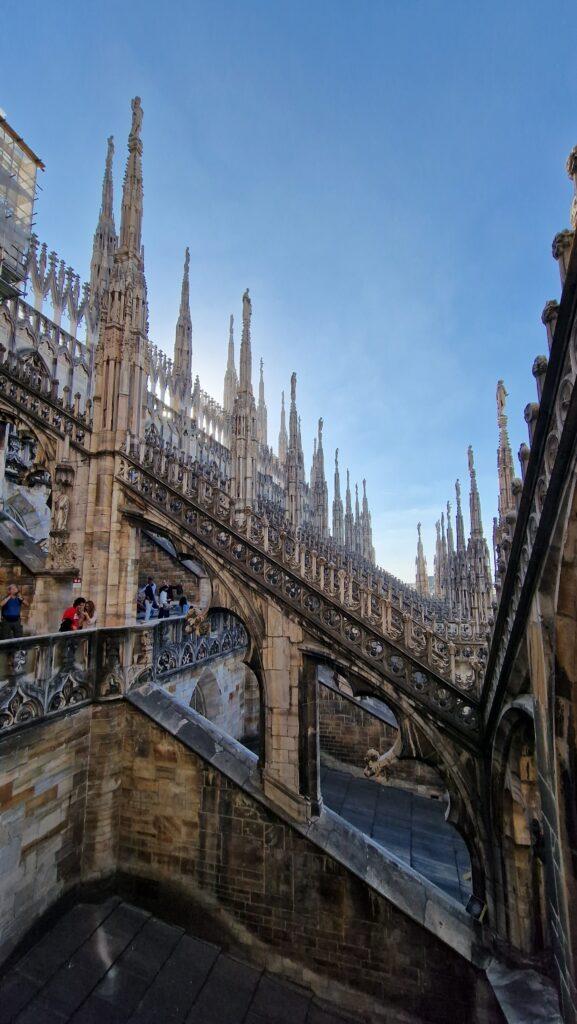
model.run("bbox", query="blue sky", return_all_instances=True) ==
[3,1,575,579]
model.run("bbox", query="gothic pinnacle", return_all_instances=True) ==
[278,389,288,463]
[119,97,144,256]
[223,314,238,416]
[173,246,192,388]
[102,136,115,221]
[180,247,190,314]
[257,357,267,445]
[496,381,515,521]
[89,133,118,317]
[239,289,252,394]
[446,500,455,556]
[415,521,429,597]
[455,479,466,553]
[289,373,299,450]
[332,448,344,546]
[468,445,484,538]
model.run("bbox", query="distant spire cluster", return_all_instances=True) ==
[417,447,493,629]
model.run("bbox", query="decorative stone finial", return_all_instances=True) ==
[130,96,143,139]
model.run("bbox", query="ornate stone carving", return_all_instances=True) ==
[47,535,78,570]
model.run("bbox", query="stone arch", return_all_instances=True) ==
[190,667,222,721]
[491,702,547,955]
[124,499,269,768]
[205,604,263,759]
[303,644,488,903]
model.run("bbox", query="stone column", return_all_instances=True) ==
[28,458,79,634]
[260,602,309,820]
[81,453,141,627]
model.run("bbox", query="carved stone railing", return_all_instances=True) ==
[0,611,248,736]
[25,235,91,341]
[0,349,92,447]
[117,453,483,742]
[154,611,247,679]
[2,294,91,374]
[0,629,98,732]
[482,233,577,732]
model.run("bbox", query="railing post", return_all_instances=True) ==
[403,612,411,648]
[318,556,326,591]
[338,568,346,605]
[299,655,323,817]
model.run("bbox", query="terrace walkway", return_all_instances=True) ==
[320,766,472,905]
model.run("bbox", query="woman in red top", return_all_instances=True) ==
[60,597,86,632]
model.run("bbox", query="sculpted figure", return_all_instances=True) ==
[53,491,70,532]
[131,96,143,137]
[184,604,210,636]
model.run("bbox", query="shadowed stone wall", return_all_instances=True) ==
[0,701,503,1023]
[318,685,396,767]
[0,707,91,963]
[108,704,500,1024]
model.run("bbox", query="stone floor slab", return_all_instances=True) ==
[250,974,311,1024]
[0,901,372,1024]
[0,974,41,1023]
[186,952,261,1023]
[321,765,471,903]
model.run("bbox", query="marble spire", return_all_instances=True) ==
[239,289,253,394]
[496,381,515,523]
[332,448,344,546]
[455,479,466,554]
[173,247,192,397]
[257,358,268,446]
[278,390,288,464]
[415,523,429,597]
[88,135,117,331]
[230,289,257,506]
[223,314,238,416]
[468,446,484,538]
[119,97,144,257]
[345,469,354,551]
[93,97,149,440]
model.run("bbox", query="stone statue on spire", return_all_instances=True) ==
[130,96,143,138]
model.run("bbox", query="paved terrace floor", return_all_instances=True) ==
[0,899,361,1024]
[321,766,472,905]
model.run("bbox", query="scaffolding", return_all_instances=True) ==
[0,112,44,301]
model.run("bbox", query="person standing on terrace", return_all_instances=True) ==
[0,584,29,640]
